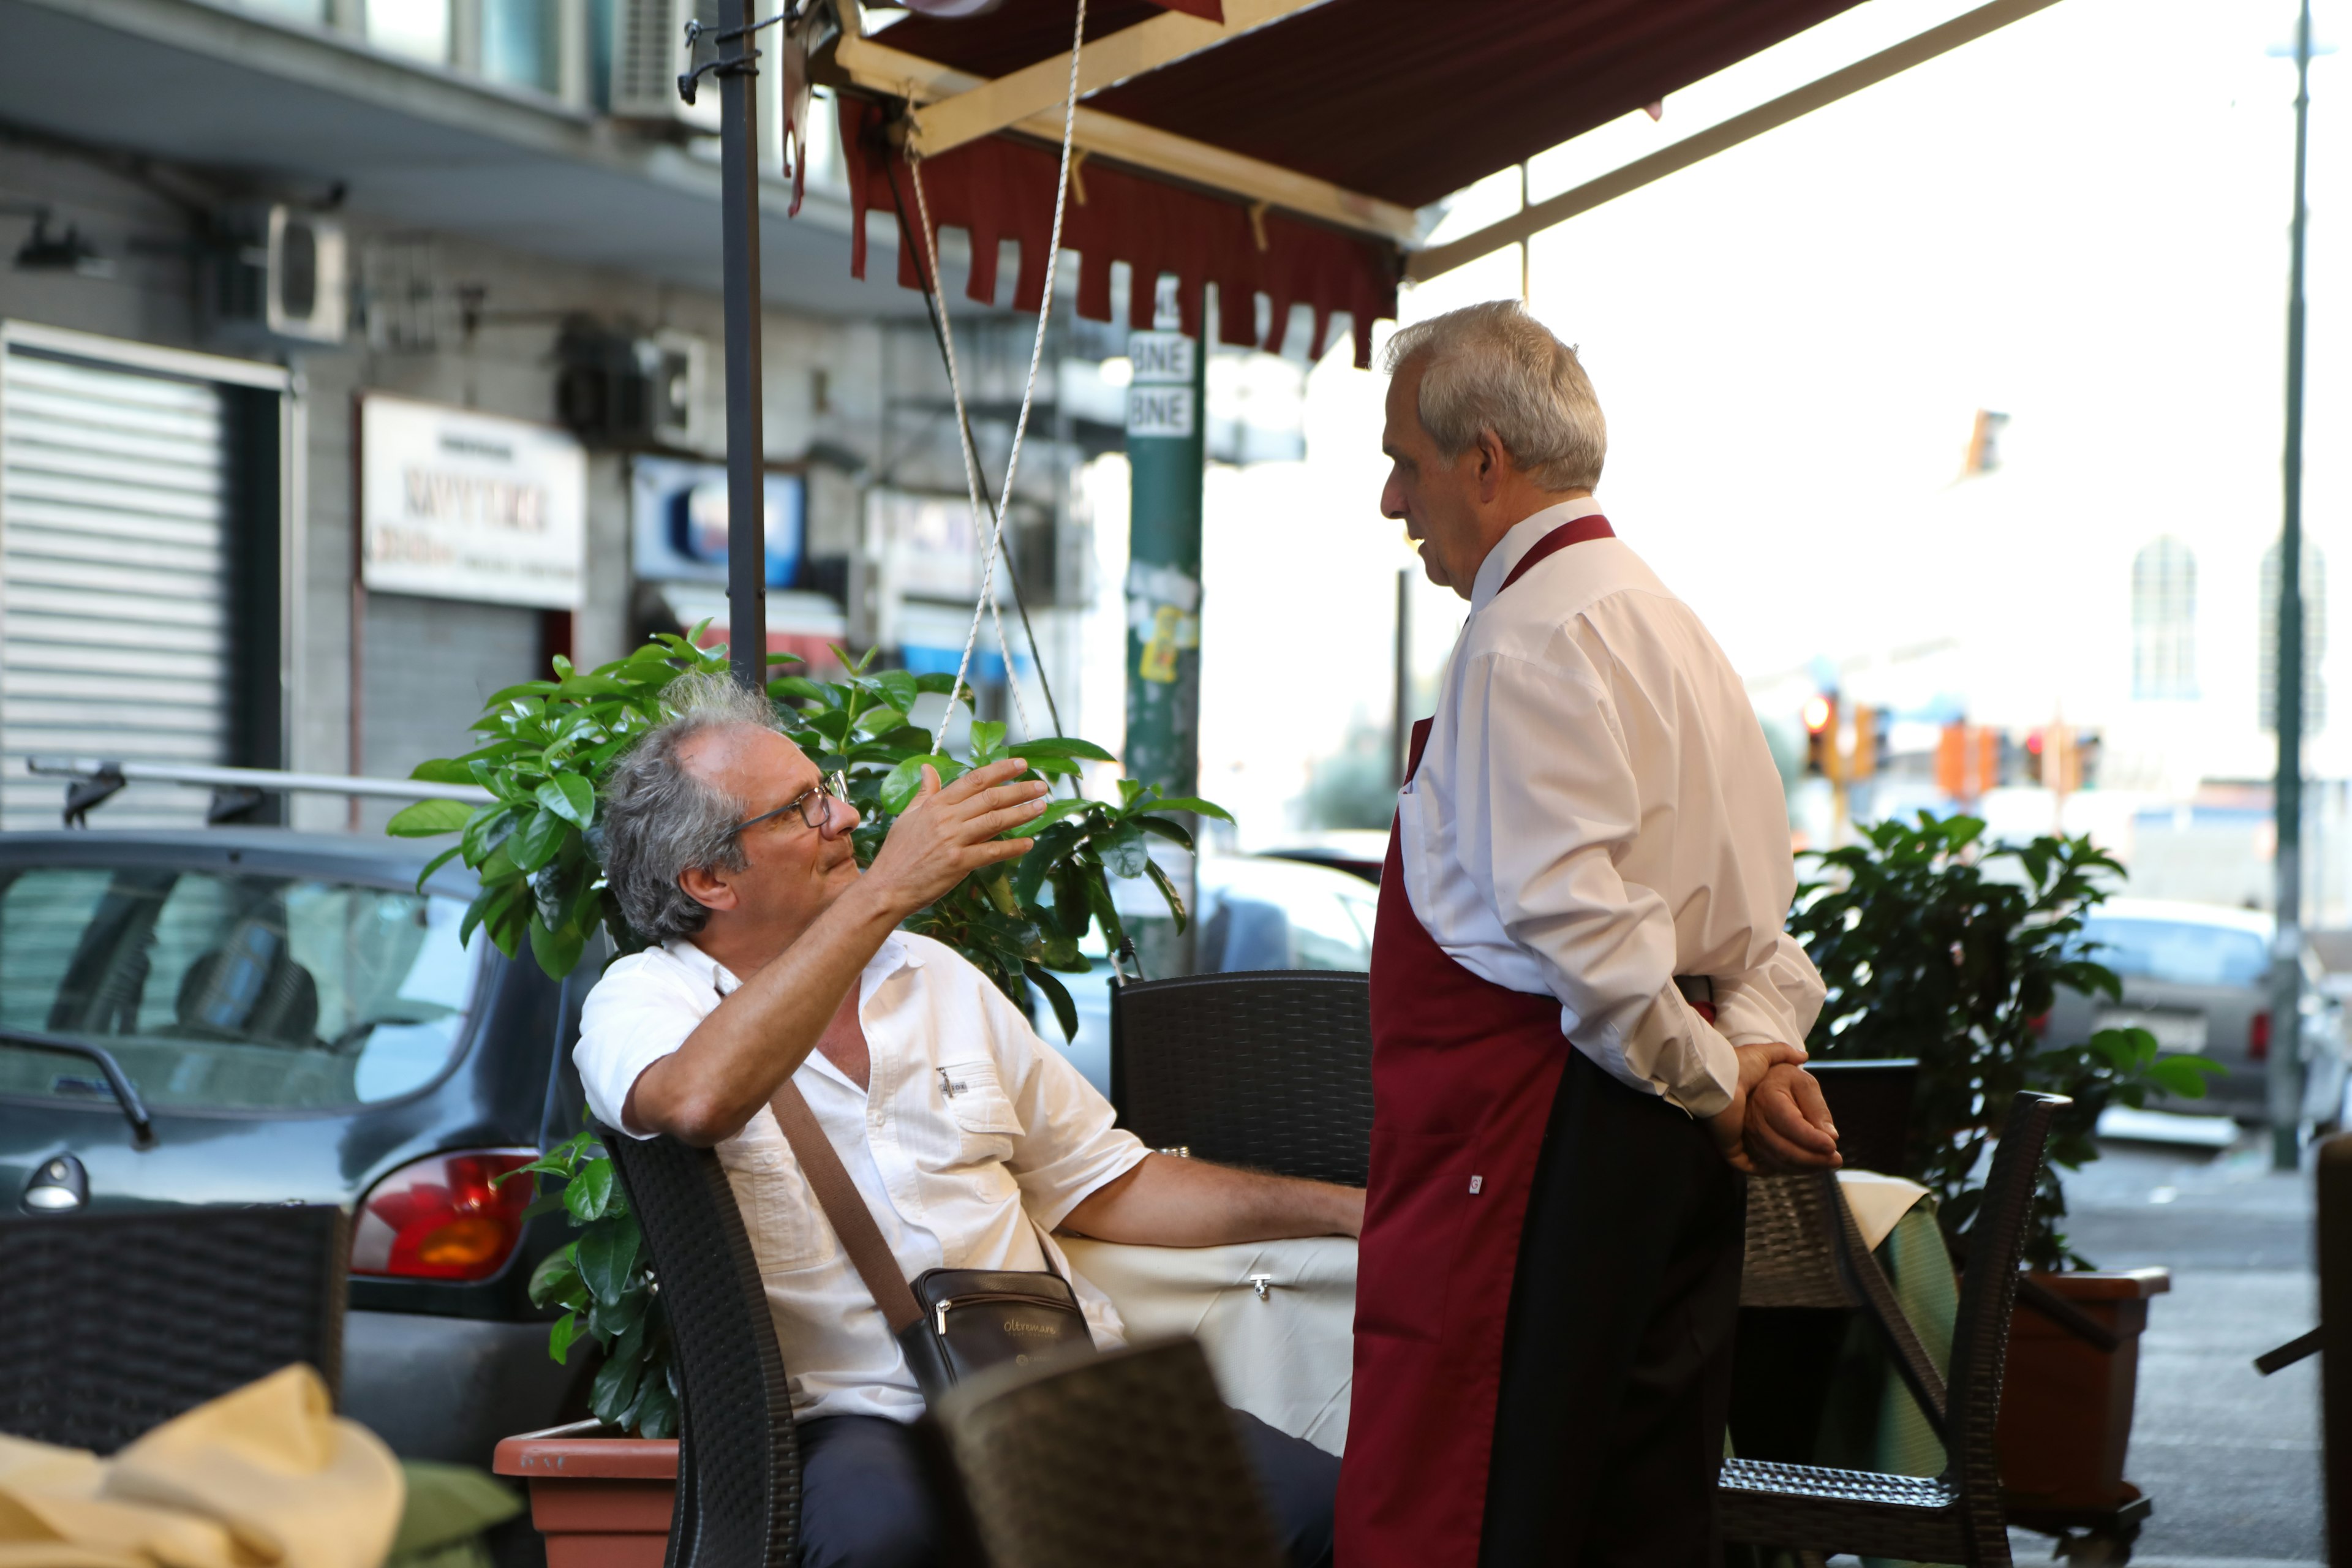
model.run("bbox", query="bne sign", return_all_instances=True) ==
[360,394,587,609]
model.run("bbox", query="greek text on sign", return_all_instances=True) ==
[1128,331,1194,385]
[360,394,587,609]
[1127,386,1196,439]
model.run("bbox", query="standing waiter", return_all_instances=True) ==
[1338,301,1842,1568]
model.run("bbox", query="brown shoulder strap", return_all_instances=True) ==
[769,1079,924,1336]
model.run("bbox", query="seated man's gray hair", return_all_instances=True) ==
[601,671,785,945]
[1382,300,1607,492]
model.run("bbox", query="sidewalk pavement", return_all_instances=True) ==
[2045,1135,2322,1566]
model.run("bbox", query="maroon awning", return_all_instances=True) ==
[838,96,1398,365]
[830,0,1865,364]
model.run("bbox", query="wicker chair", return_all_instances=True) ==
[1110,970,1374,1186]
[925,1339,1284,1568]
[1719,1090,2070,1567]
[0,1204,347,1453]
[603,1126,799,1568]
[1740,1169,1950,1446]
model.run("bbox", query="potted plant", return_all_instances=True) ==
[1789,812,2218,1521]
[395,630,1224,1556]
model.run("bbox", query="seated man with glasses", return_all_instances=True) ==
[573,673,1360,1568]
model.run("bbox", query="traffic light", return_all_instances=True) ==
[1804,695,1839,780]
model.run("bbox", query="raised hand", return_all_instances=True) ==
[862,758,1050,917]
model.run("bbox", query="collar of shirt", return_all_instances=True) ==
[666,933,924,1091]
[1468,496,1608,613]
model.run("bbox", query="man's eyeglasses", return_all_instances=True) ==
[733,771,850,836]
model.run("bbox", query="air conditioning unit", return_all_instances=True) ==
[646,328,710,450]
[211,205,348,346]
[556,320,712,451]
[610,0,722,130]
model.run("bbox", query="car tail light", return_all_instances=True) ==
[2250,1011,2271,1063]
[351,1150,538,1281]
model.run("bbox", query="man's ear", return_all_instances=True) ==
[1473,429,1509,503]
[679,864,739,914]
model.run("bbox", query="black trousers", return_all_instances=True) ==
[1479,1050,1747,1568]
[797,1404,1339,1568]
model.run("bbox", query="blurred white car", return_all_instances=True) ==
[2045,897,2348,1126]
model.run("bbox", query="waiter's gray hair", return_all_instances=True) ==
[602,671,785,944]
[1383,301,1607,492]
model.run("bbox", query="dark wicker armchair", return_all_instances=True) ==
[925,1339,1284,1568]
[1719,1090,2071,1567]
[1109,970,1374,1186]
[0,1204,347,1452]
[603,1126,800,1568]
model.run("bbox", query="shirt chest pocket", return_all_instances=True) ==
[935,1058,1023,1165]
[717,1142,837,1275]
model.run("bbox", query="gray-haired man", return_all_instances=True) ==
[571,674,1359,1568]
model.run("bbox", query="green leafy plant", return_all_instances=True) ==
[1789,812,2221,1272]
[497,1132,677,1437]
[390,631,1231,1432]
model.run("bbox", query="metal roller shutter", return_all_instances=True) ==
[0,347,233,829]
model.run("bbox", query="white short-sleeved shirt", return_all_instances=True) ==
[574,930,1150,1423]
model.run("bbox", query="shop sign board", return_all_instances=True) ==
[360,394,587,609]
[629,456,803,587]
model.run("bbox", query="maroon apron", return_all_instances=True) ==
[1336,513,1621,1568]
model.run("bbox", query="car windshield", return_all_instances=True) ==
[0,865,480,1113]
[2078,915,2270,990]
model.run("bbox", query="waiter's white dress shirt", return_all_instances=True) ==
[1398,498,1826,1120]
[575,931,1148,1422]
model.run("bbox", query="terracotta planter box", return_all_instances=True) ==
[492,1420,678,1568]
[1997,1267,2170,1512]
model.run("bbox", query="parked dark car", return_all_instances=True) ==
[2045,897,2347,1124]
[0,828,593,1465]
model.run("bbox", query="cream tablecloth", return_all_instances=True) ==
[1060,1169,1931,1462]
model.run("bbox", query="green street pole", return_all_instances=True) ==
[1123,279,1207,978]
[2271,0,2314,1172]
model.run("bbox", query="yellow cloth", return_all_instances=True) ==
[0,1365,404,1568]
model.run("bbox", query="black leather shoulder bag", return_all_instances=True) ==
[769,1082,1095,1400]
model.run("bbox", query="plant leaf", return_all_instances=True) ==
[576,1213,643,1303]
[386,799,473,837]
[1126,794,1234,823]
[564,1159,616,1223]
[1097,822,1151,878]
[537,775,596,828]
[1007,737,1116,763]
[1026,963,1079,1042]
[509,806,570,874]
[548,1311,582,1365]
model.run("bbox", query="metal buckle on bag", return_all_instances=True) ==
[1248,1273,1273,1302]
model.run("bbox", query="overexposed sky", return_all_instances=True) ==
[1142,0,2351,844]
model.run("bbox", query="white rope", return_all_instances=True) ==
[917,0,1087,753]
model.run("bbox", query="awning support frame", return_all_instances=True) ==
[831,0,1420,243]
[900,0,1324,159]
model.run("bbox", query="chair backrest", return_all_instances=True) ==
[927,1339,1284,1568]
[1802,1058,1919,1177]
[1942,1091,2069,1556]
[1110,970,1374,1186]
[0,1204,346,1453]
[604,1128,798,1568]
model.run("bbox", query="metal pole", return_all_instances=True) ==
[718,0,767,691]
[1393,568,1411,786]
[1123,277,1207,977]
[2272,0,2314,1172]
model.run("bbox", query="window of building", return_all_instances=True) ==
[2261,538,2328,736]
[2132,535,2197,701]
